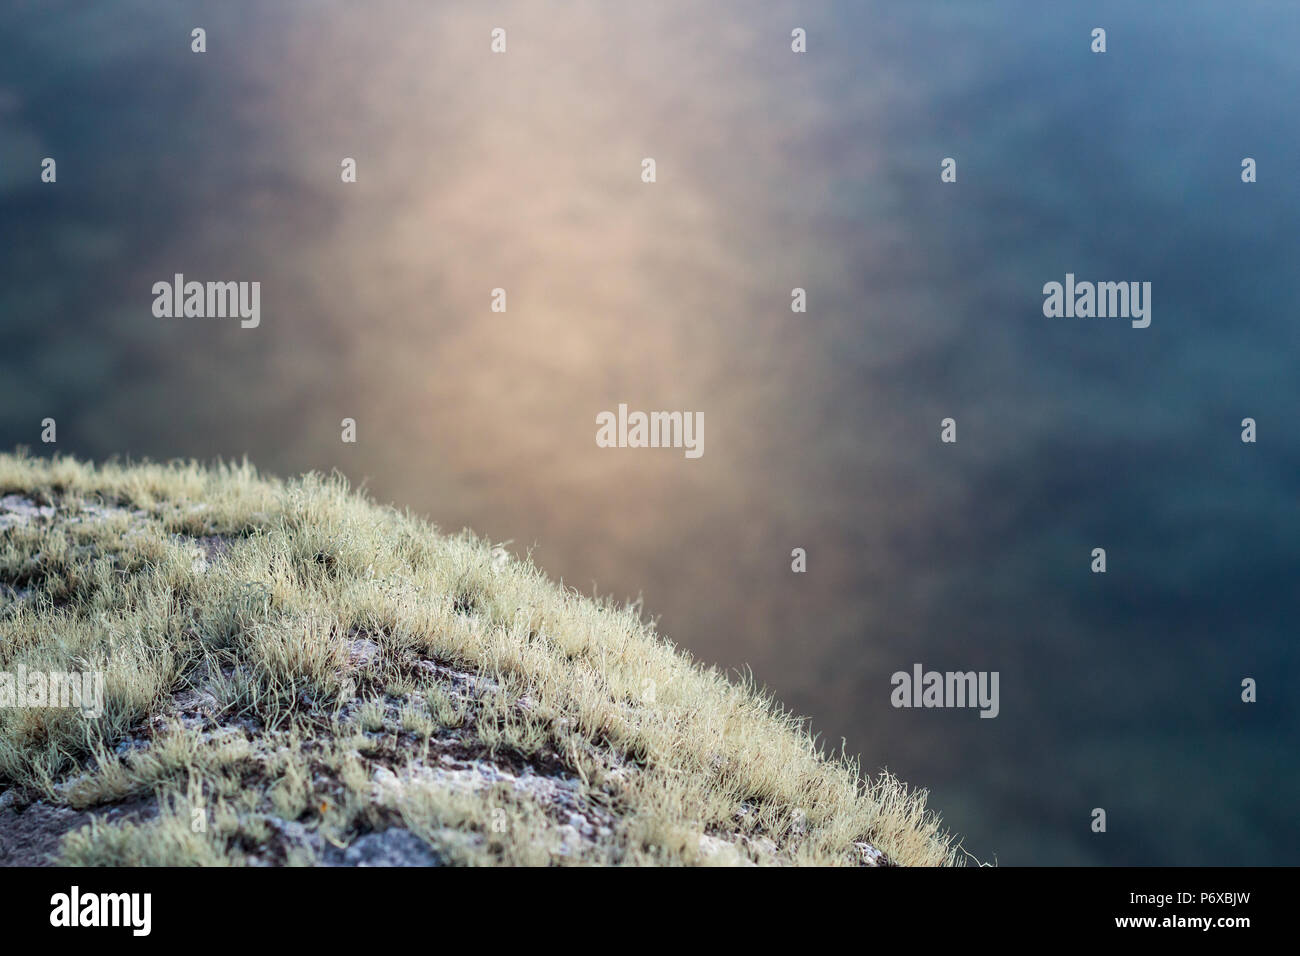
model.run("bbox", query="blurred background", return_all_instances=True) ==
[2,0,1297,864]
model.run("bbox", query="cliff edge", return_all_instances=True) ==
[0,452,957,866]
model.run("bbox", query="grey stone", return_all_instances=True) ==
[342,828,444,867]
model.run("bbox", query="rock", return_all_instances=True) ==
[855,841,895,867]
[342,829,444,867]
[0,494,56,530]
[346,637,381,668]
[0,795,158,866]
